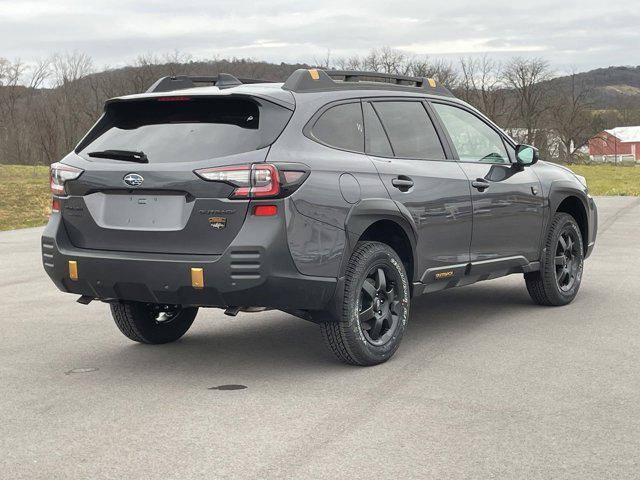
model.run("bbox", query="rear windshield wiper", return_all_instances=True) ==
[87,149,149,163]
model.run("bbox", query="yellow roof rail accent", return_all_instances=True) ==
[427,78,437,88]
[308,69,320,80]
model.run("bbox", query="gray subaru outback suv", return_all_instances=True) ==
[42,68,597,365]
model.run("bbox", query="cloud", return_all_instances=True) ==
[0,0,638,71]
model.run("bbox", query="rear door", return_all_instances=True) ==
[364,99,473,281]
[63,95,292,255]
[430,102,544,263]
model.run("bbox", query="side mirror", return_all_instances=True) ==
[515,144,539,167]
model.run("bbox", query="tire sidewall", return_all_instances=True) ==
[123,302,197,344]
[344,243,410,364]
[545,215,584,304]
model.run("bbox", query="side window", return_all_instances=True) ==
[372,101,445,160]
[311,102,364,152]
[363,102,393,157]
[432,103,510,164]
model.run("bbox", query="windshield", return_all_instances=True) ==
[76,97,290,163]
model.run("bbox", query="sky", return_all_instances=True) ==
[1,0,639,74]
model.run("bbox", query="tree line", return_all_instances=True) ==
[1,48,638,166]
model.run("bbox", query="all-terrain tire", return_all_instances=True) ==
[525,212,584,306]
[110,301,198,344]
[320,241,410,366]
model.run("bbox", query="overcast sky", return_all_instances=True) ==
[1,0,638,73]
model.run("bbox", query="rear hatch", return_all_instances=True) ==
[62,94,292,254]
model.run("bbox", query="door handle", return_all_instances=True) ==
[471,178,490,191]
[392,176,414,191]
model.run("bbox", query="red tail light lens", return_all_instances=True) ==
[195,163,281,199]
[50,162,83,195]
[253,205,278,216]
[51,198,60,213]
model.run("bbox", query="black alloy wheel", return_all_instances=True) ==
[358,266,401,346]
[554,228,581,292]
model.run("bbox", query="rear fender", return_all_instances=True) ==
[342,198,418,278]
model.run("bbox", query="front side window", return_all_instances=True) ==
[372,101,445,160]
[432,103,510,164]
[311,102,364,152]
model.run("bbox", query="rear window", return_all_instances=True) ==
[310,102,364,152]
[76,97,292,163]
[372,101,445,160]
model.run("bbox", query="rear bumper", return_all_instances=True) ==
[41,206,337,310]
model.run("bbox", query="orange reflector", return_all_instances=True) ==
[68,261,78,281]
[428,78,437,88]
[191,268,204,289]
[308,69,320,80]
[253,205,278,216]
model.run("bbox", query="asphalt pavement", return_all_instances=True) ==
[1,196,639,479]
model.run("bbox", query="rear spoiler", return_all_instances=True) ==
[147,74,273,93]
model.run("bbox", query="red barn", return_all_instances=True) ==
[589,127,640,163]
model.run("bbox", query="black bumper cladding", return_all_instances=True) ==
[41,207,336,310]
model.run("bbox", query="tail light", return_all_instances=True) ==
[195,163,308,199]
[50,162,83,195]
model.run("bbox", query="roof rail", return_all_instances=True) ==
[282,68,454,97]
[146,74,271,93]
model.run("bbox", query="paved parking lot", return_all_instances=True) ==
[1,196,639,479]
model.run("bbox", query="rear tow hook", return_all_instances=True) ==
[76,295,94,305]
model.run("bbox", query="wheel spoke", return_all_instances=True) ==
[386,289,396,304]
[370,316,384,339]
[376,268,386,293]
[558,269,568,285]
[359,306,374,322]
[389,300,401,314]
[362,279,377,299]
[554,255,565,266]
[385,312,398,332]
[558,235,568,252]
[566,237,574,252]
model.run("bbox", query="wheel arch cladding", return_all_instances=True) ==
[359,220,415,285]
[554,195,588,255]
[344,199,417,284]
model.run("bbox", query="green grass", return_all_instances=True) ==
[0,165,51,231]
[569,164,640,196]
[0,163,638,231]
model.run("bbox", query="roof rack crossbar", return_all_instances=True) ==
[327,70,429,88]
[146,74,272,93]
[282,68,454,97]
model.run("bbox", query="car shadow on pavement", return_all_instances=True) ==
[72,280,539,380]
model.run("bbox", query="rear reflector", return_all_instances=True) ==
[68,261,78,281]
[253,205,278,216]
[52,198,60,213]
[191,267,204,289]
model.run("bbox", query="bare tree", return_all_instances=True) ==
[502,57,554,145]
[407,57,458,89]
[549,72,594,162]
[458,55,509,124]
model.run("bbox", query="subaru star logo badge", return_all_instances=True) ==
[123,173,144,187]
